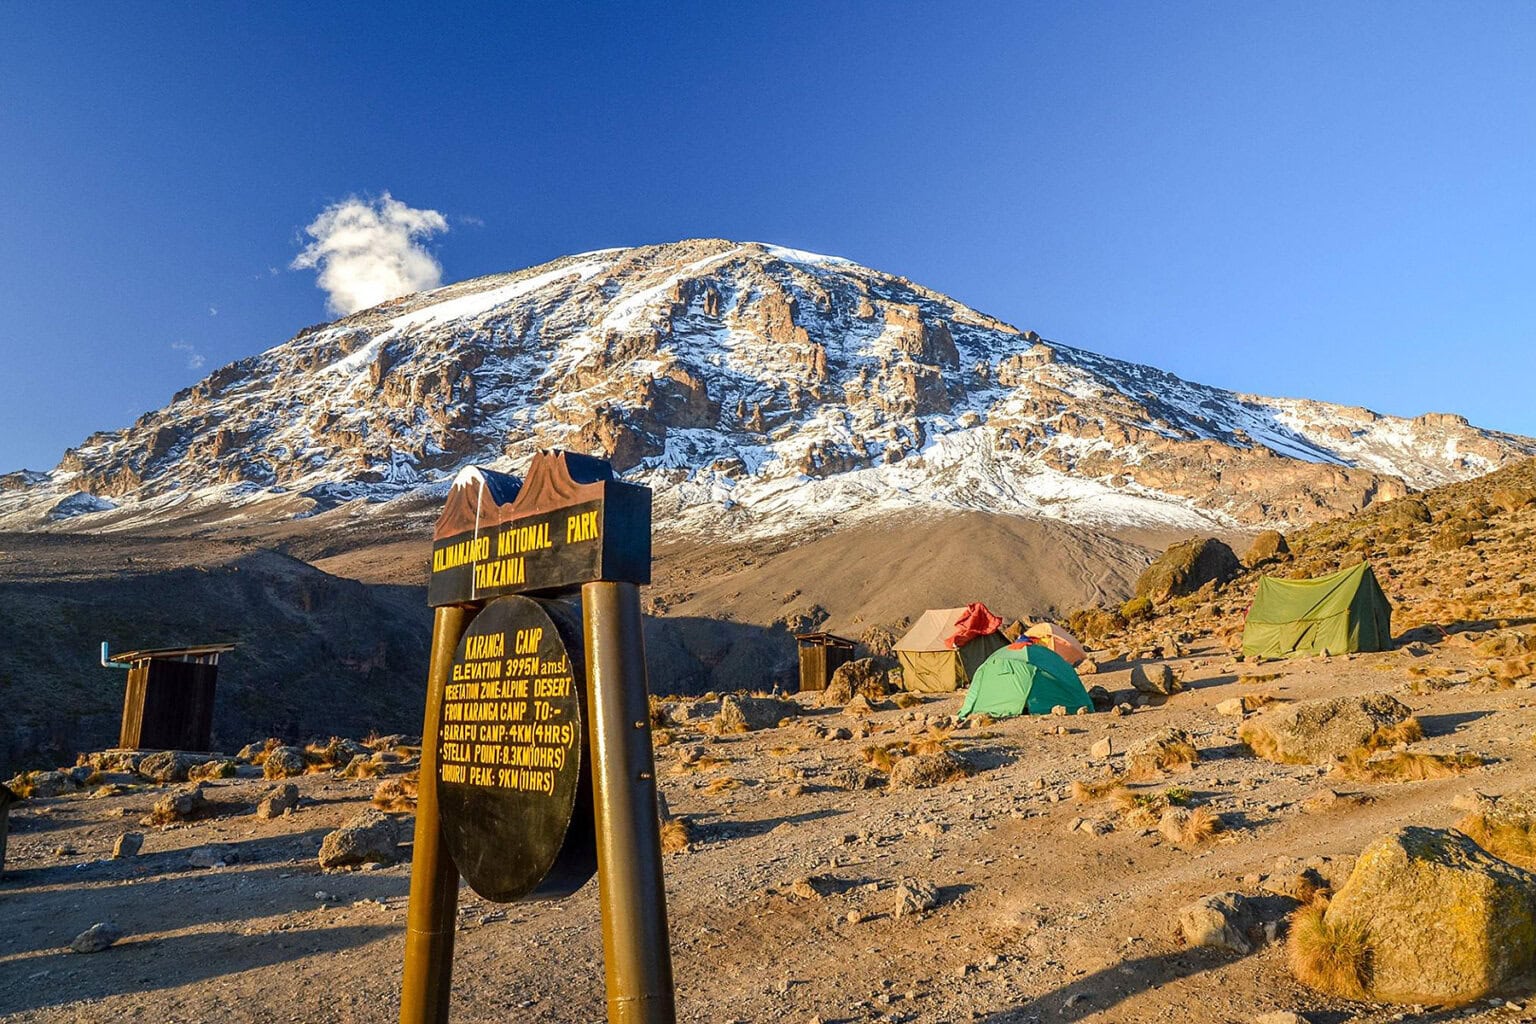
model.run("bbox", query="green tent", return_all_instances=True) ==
[1242,562,1393,659]
[958,642,1092,718]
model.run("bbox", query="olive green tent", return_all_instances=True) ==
[1241,562,1392,659]
[894,607,1007,692]
[958,643,1092,718]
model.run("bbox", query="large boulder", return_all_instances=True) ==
[141,784,208,825]
[888,749,972,789]
[1239,693,1413,765]
[1135,538,1241,603]
[822,658,887,706]
[256,783,300,820]
[7,770,76,798]
[716,695,798,732]
[1294,826,1536,1005]
[1245,530,1289,565]
[137,751,211,784]
[1178,892,1258,954]
[1130,662,1183,696]
[263,746,308,779]
[318,809,406,869]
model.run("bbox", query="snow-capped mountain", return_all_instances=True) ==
[7,239,1533,536]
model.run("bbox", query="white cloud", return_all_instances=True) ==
[208,305,218,317]
[291,193,449,316]
[171,341,205,370]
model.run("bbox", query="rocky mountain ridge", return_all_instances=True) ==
[4,238,1531,537]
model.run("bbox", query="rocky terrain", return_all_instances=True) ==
[5,460,1536,1023]
[3,240,1532,540]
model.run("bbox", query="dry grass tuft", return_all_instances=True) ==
[1287,901,1370,999]
[1180,806,1222,844]
[860,742,905,774]
[660,816,693,854]
[1335,748,1483,782]
[343,758,382,780]
[893,692,924,709]
[1126,733,1200,780]
[767,744,801,758]
[704,777,742,795]
[1456,813,1536,870]
[1071,776,1127,803]
[1360,717,1425,753]
[372,774,418,812]
[250,738,283,766]
[652,729,675,748]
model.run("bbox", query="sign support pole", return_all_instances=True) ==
[400,603,477,1024]
[582,581,676,1024]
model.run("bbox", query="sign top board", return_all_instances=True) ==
[428,450,651,607]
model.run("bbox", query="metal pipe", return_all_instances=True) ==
[582,581,676,1024]
[100,642,132,669]
[399,603,477,1024]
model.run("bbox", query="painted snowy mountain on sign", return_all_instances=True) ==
[10,239,1534,536]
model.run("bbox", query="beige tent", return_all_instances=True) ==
[1024,622,1086,666]
[894,607,1008,693]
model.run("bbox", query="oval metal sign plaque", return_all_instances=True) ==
[436,596,595,902]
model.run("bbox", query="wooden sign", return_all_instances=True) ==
[428,451,650,606]
[435,595,596,902]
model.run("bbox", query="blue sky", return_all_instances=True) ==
[2,2,1533,472]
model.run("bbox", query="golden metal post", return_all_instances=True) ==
[582,581,677,1024]
[400,603,477,1024]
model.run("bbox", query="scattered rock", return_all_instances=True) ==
[1300,789,1372,814]
[1250,1012,1307,1024]
[1245,530,1290,566]
[136,750,210,784]
[788,876,823,900]
[9,770,76,798]
[1239,693,1413,764]
[70,922,123,953]
[318,809,405,869]
[1177,892,1256,954]
[844,694,874,716]
[892,877,940,918]
[1090,738,1113,759]
[187,759,237,782]
[111,832,143,859]
[888,749,972,789]
[1299,826,1536,1004]
[187,845,237,868]
[256,783,301,820]
[263,746,308,780]
[141,784,208,825]
[717,695,799,732]
[1050,705,1068,717]
[1216,698,1247,717]
[823,658,888,705]
[1130,662,1183,696]
[1080,659,1100,676]
[1086,684,1113,710]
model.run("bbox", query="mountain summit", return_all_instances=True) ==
[8,239,1533,535]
